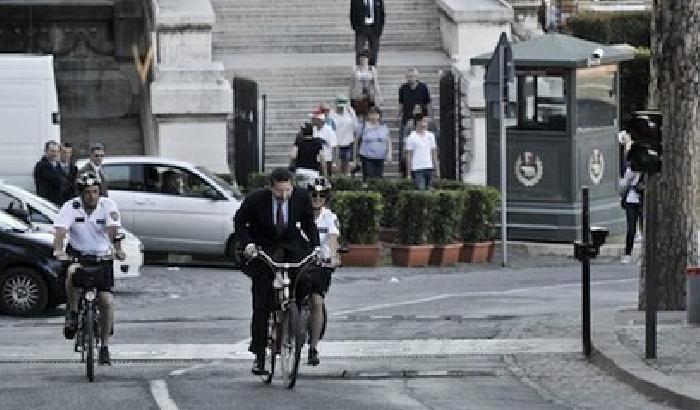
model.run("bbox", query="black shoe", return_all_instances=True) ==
[251,353,266,375]
[63,312,78,340]
[99,346,111,365]
[307,348,319,366]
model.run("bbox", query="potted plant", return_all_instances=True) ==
[428,190,463,266]
[246,172,269,192]
[391,191,434,267]
[460,186,500,263]
[368,178,413,243]
[333,191,382,267]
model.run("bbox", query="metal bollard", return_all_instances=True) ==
[687,267,700,324]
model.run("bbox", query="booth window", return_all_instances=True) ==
[576,65,617,128]
[510,73,567,131]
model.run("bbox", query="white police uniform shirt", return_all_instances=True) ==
[315,207,339,258]
[54,197,121,256]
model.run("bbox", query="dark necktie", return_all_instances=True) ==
[365,0,371,18]
[276,201,285,235]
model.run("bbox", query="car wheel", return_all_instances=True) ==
[227,234,243,268]
[0,267,49,316]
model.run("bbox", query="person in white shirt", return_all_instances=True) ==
[53,171,125,365]
[405,113,439,189]
[300,177,340,366]
[311,109,338,177]
[329,95,359,176]
[619,162,643,264]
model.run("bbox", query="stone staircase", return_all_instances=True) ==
[211,0,452,174]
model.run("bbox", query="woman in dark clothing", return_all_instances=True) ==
[290,123,326,186]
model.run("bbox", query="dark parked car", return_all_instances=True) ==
[0,211,65,316]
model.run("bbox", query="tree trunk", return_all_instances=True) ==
[640,0,700,311]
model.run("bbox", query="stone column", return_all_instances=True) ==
[437,0,513,184]
[150,0,232,173]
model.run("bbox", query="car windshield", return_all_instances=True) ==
[195,166,243,200]
[0,211,30,231]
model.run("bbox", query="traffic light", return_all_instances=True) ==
[626,111,662,175]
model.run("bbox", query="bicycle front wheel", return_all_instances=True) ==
[280,302,302,389]
[85,304,95,382]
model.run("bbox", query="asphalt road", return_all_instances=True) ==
[0,256,677,410]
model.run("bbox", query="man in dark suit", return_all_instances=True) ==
[33,140,64,205]
[235,168,320,375]
[80,143,108,196]
[58,142,79,203]
[350,0,385,66]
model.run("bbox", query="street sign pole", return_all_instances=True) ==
[499,42,508,267]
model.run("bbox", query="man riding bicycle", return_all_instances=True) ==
[234,168,320,375]
[53,171,125,365]
[300,177,340,365]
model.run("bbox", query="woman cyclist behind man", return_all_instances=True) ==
[298,177,340,366]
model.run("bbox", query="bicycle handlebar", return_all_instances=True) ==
[56,254,114,264]
[249,248,320,270]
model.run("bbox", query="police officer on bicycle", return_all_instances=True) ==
[301,177,340,365]
[53,171,125,365]
[234,168,320,375]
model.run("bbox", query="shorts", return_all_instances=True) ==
[295,267,332,300]
[339,145,354,162]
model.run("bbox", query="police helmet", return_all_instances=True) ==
[308,177,332,196]
[76,171,102,191]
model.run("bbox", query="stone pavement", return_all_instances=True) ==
[592,309,700,410]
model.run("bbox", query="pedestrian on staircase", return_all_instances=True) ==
[311,109,338,177]
[350,50,381,119]
[329,95,359,176]
[350,0,385,66]
[356,106,391,181]
[398,68,431,178]
[290,123,325,187]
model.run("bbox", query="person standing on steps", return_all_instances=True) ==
[350,0,385,67]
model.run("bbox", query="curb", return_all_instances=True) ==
[591,309,700,410]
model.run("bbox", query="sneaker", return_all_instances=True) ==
[63,312,78,340]
[307,348,319,366]
[621,255,632,264]
[99,346,111,365]
[251,353,266,375]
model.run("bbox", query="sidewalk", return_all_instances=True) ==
[592,308,700,409]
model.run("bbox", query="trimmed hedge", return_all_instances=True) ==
[246,172,269,191]
[396,191,436,245]
[461,186,500,242]
[333,191,382,244]
[429,190,463,244]
[566,11,650,47]
[366,178,415,228]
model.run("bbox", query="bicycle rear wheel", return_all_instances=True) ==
[85,304,95,382]
[280,302,302,389]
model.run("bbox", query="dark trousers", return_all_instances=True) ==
[624,202,642,255]
[360,156,384,181]
[355,26,380,66]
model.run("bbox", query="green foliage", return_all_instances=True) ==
[329,176,365,191]
[460,186,500,242]
[367,178,415,227]
[396,191,436,245]
[215,173,236,186]
[620,49,650,121]
[566,11,650,47]
[429,190,463,244]
[246,173,269,191]
[432,179,471,191]
[332,191,382,244]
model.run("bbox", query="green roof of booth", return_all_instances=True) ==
[471,33,635,68]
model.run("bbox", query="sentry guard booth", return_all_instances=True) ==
[471,34,634,242]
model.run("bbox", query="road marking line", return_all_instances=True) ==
[170,364,205,377]
[332,279,636,316]
[150,379,179,410]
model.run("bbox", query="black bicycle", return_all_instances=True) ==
[61,255,113,382]
[249,248,319,389]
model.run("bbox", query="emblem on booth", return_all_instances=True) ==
[588,149,605,185]
[515,151,543,187]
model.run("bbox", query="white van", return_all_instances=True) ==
[0,55,60,192]
[77,157,243,257]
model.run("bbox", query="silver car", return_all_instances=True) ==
[77,157,243,257]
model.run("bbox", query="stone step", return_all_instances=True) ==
[215,21,438,33]
[214,43,442,54]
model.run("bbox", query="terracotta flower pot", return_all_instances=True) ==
[379,227,398,243]
[459,241,495,263]
[391,245,433,267]
[429,243,462,267]
[341,244,381,267]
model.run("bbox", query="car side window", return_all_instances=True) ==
[103,164,145,191]
[0,191,22,212]
[144,165,218,198]
[28,205,52,224]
